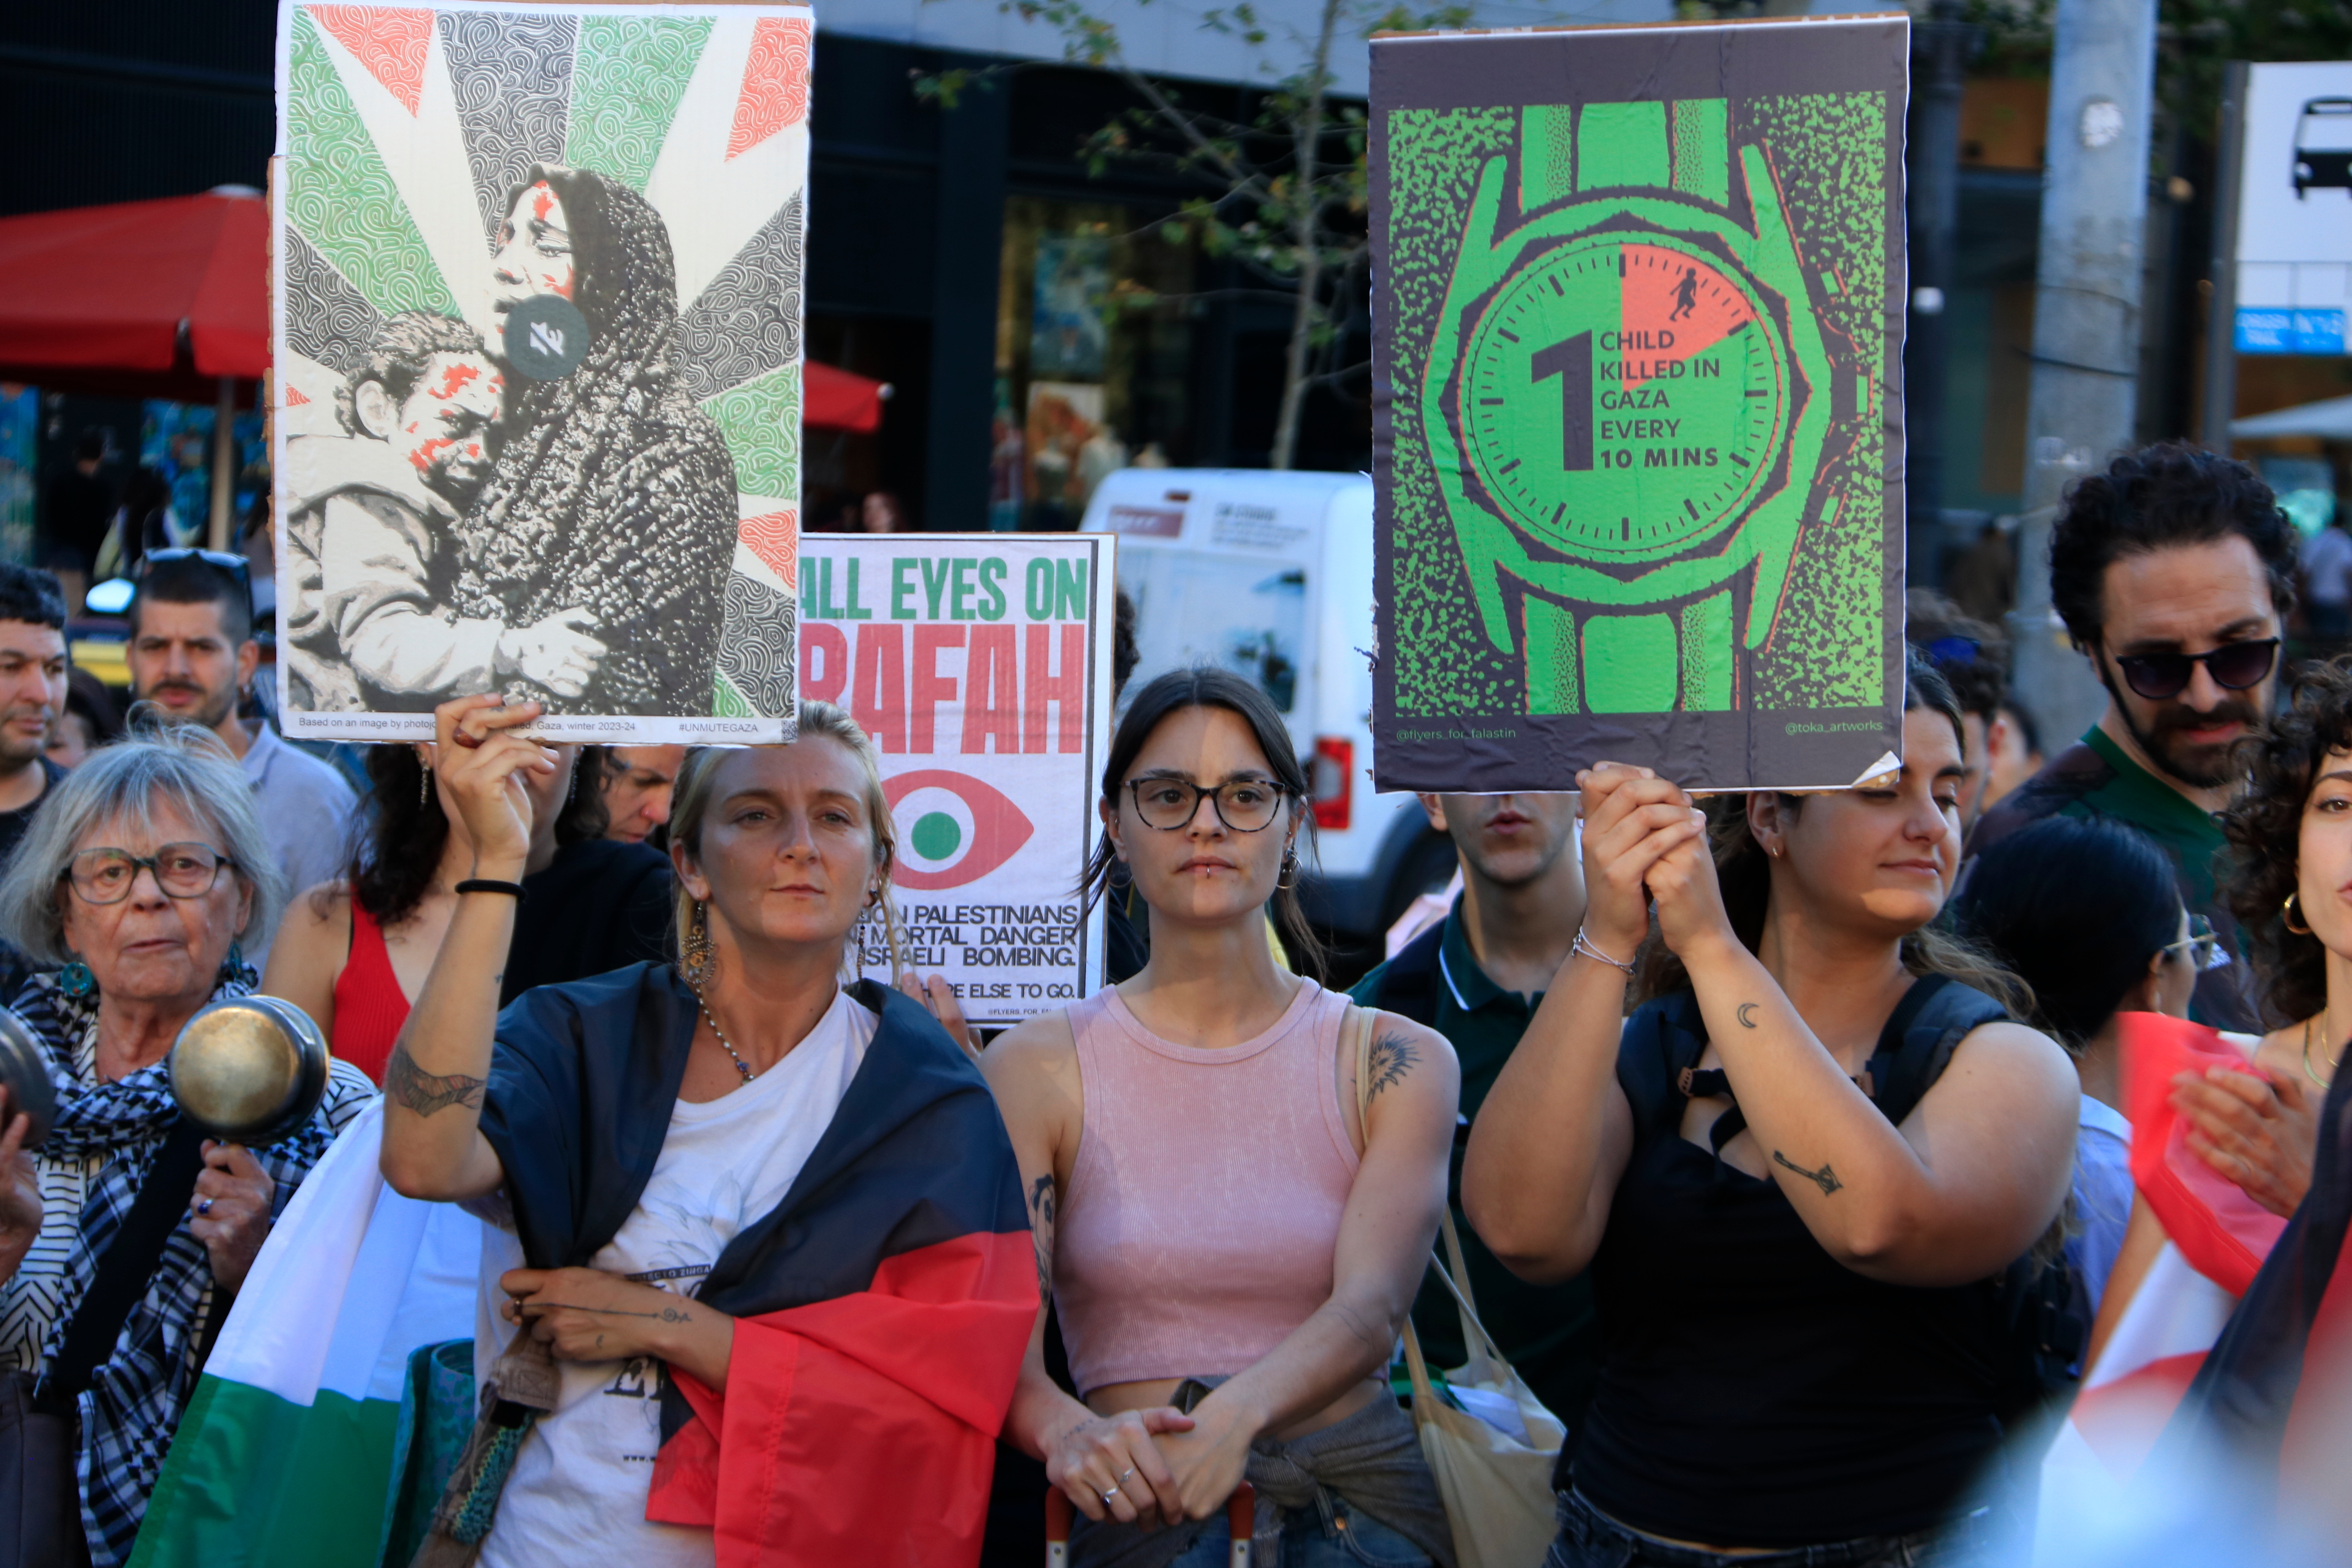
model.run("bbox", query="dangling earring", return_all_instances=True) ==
[681,899,714,989]
[2285,892,2314,936]
[58,961,94,999]
[420,761,431,808]
[865,884,882,910]
[1277,842,1300,890]
[218,942,247,986]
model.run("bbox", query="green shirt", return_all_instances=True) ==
[1352,899,1600,1432]
[1969,725,2256,1030]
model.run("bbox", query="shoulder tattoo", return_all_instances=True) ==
[1366,1032,1419,1101]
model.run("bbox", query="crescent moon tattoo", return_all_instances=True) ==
[1736,1002,1760,1029]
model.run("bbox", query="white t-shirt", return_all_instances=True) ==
[478,988,877,1567]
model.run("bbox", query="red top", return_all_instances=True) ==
[331,899,410,1086]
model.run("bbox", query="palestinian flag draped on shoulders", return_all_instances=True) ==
[137,967,1035,1568]
[481,965,1036,1565]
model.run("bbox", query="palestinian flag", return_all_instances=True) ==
[128,1101,482,1567]
[478,965,1035,1566]
[2143,1021,2352,1540]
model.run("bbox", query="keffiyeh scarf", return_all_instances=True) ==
[0,971,373,1566]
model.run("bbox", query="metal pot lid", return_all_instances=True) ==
[0,1007,57,1149]
[169,996,328,1146]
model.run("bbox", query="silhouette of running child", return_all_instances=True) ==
[1669,265,1700,322]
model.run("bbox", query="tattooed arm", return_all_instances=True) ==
[1643,819,2077,1288]
[378,695,551,1203]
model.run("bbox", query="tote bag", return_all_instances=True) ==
[1346,1005,1564,1568]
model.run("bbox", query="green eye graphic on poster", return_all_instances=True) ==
[1371,18,1910,792]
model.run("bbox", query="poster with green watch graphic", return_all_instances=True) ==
[1371,16,1909,792]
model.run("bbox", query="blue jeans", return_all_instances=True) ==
[1167,1495,1434,1567]
[1545,1489,2000,1568]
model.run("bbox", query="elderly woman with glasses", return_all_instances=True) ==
[0,729,371,1567]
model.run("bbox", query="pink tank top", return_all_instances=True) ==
[1055,979,1359,1395]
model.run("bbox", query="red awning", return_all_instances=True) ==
[0,186,886,430]
[0,187,266,403]
[806,358,889,434]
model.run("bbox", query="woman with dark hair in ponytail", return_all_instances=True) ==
[986,668,1460,1567]
[1467,653,2078,1568]
[456,165,739,714]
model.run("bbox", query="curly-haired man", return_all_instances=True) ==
[1970,440,2300,1030]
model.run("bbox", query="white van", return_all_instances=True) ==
[1080,468,1453,969]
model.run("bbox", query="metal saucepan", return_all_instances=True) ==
[168,995,330,1147]
[0,1008,58,1148]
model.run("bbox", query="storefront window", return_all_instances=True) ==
[995,195,1196,529]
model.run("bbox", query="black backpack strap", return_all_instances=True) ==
[1619,992,1708,1138]
[39,1115,208,1411]
[1369,921,1445,1028]
[1865,974,2010,1128]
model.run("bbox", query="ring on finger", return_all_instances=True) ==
[452,728,485,750]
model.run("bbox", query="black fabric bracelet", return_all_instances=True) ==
[454,878,529,902]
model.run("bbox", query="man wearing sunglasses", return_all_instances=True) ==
[1972,443,2301,1031]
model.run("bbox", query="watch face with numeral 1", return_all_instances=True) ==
[1458,233,1791,563]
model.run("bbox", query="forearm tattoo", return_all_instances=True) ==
[385,1044,487,1118]
[1366,1033,1419,1100]
[1028,1173,1056,1305]
[1772,1150,1844,1196]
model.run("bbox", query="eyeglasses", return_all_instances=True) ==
[2162,914,2229,972]
[2110,639,2279,702]
[63,843,235,905]
[1125,775,1293,832]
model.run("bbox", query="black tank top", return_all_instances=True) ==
[1564,987,2009,1547]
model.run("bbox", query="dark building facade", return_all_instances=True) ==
[2,6,1374,538]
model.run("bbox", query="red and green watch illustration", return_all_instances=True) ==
[1423,100,1833,714]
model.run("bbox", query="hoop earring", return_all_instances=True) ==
[2285,892,2314,937]
[682,899,714,989]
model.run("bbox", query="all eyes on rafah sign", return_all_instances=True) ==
[799,535,1117,1028]
[1371,17,1909,792]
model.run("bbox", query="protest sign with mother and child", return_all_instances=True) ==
[271,0,809,743]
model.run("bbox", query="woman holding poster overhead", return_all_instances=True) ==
[455,166,739,716]
[986,668,1460,1567]
[378,695,1033,1565]
[1466,655,2078,1566]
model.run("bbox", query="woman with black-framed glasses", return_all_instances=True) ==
[0,729,372,1565]
[982,668,1461,1567]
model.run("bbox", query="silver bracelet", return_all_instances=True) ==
[1572,926,1635,974]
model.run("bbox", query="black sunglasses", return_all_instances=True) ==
[2110,639,2279,702]
[141,546,251,582]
